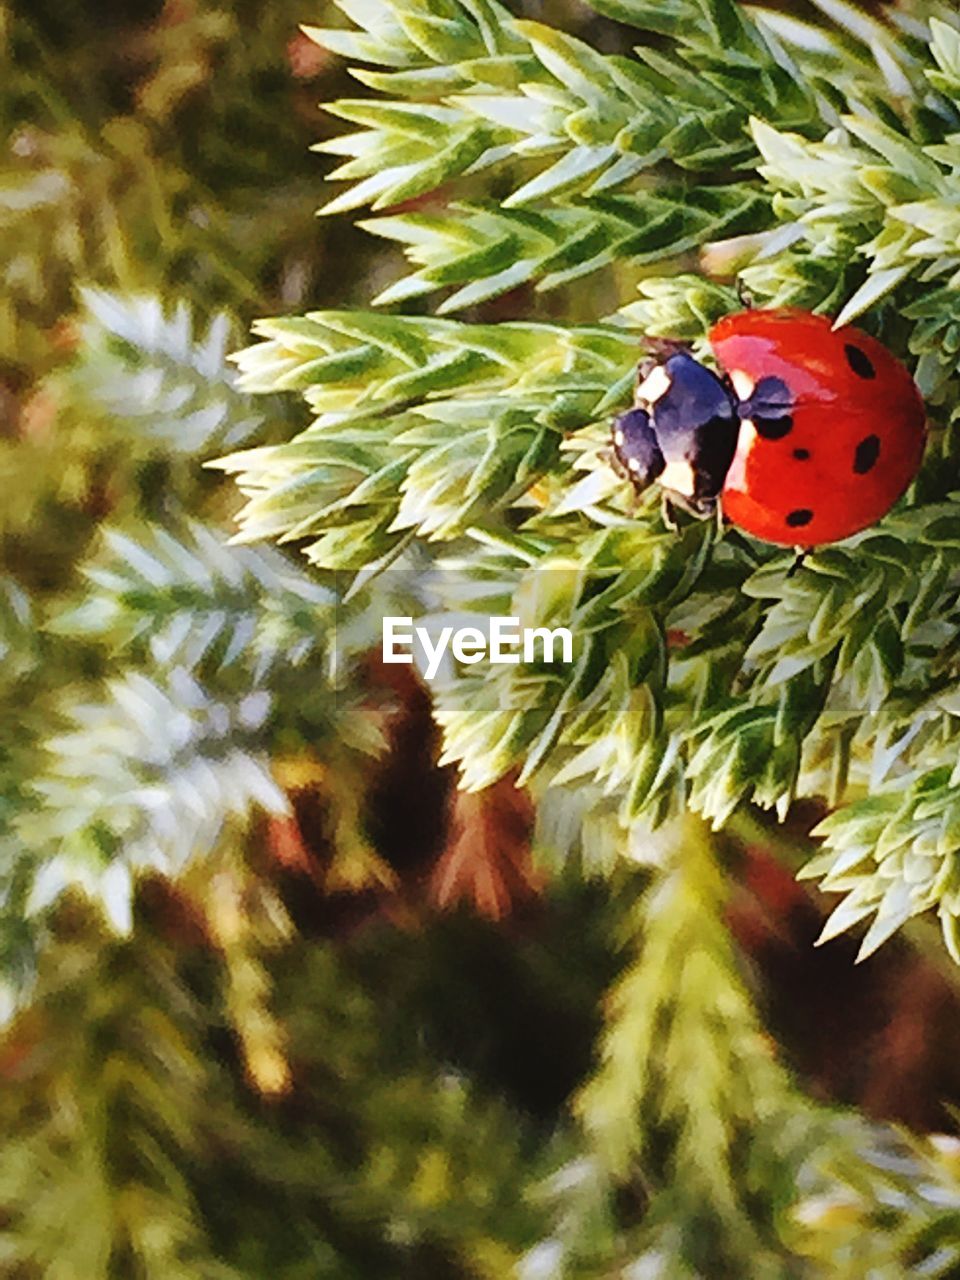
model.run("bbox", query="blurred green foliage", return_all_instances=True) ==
[4,0,960,1277]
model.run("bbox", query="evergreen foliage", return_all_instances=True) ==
[7,0,960,1274]
[228,0,960,966]
[212,0,960,1269]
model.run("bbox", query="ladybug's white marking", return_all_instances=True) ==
[724,419,756,491]
[614,429,625,447]
[660,458,696,498]
[628,458,642,473]
[636,365,673,405]
[729,369,755,401]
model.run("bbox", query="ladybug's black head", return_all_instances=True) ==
[612,351,740,513]
[611,406,664,490]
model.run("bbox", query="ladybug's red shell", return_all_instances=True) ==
[712,309,926,547]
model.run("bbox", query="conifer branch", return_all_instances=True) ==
[226,0,960,964]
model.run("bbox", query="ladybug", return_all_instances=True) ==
[611,308,927,547]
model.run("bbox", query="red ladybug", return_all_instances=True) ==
[611,308,926,547]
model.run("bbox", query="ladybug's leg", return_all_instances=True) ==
[662,491,716,528]
[601,450,637,514]
[661,492,680,532]
[602,443,627,481]
[786,547,808,579]
[736,276,755,310]
[604,446,649,513]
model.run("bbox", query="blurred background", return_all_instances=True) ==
[4,0,960,1276]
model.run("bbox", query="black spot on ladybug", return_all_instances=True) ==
[844,345,876,379]
[755,414,793,440]
[793,447,811,460]
[737,376,793,440]
[853,434,880,474]
[786,508,813,528]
